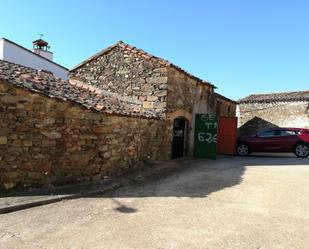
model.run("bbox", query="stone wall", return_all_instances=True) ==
[70,47,223,157]
[215,95,236,117]
[238,101,309,135]
[0,81,170,190]
[167,67,214,115]
[166,67,216,156]
[70,45,168,117]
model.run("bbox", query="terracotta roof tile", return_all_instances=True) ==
[0,60,164,119]
[215,92,236,104]
[238,91,309,103]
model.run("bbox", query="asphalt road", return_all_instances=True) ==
[0,154,309,249]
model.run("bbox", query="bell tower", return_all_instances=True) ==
[32,35,53,61]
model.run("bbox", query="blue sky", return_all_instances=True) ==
[1,0,308,100]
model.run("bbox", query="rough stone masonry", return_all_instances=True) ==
[0,41,236,191]
[0,77,170,190]
[237,91,309,135]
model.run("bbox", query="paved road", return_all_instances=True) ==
[1,155,309,249]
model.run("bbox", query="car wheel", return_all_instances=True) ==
[294,143,309,158]
[237,143,250,156]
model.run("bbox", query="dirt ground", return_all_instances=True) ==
[0,154,309,249]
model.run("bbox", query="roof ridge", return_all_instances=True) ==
[70,40,215,87]
[70,41,121,71]
[238,90,309,103]
[248,90,309,96]
[214,92,236,103]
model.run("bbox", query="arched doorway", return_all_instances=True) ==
[172,117,188,159]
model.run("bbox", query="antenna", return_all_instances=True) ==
[39,34,44,39]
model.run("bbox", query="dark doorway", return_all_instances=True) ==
[172,117,187,159]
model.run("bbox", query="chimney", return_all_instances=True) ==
[32,38,53,61]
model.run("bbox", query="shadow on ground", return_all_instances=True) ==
[106,154,309,213]
[2,154,309,198]
[1,154,308,214]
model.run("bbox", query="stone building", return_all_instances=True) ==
[215,93,236,117]
[237,91,309,135]
[70,41,236,156]
[0,41,235,190]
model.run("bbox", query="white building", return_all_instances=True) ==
[0,38,68,79]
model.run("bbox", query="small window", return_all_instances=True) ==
[258,130,276,138]
[278,130,296,136]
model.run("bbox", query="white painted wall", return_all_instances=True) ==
[33,49,53,61]
[236,105,241,127]
[0,38,68,79]
[0,39,4,60]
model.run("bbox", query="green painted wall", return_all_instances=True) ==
[194,114,218,159]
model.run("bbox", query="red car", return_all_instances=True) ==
[237,128,309,158]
